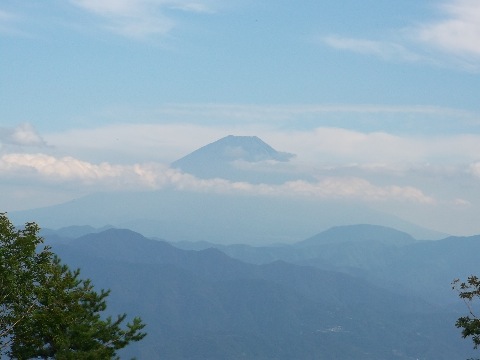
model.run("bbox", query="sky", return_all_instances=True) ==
[1,0,480,236]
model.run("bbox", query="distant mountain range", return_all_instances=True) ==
[12,190,444,244]
[10,135,446,243]
[172,223,480,306]
[9,135,477,358]
[43,225,478,359]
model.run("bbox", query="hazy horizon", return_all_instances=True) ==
[2,1,480,236]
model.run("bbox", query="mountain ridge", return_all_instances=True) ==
[44,227,475,359]
[296,224,417,247]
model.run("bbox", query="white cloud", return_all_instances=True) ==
[44,123,230,163]
[69,0,216,38]
[0,153,125,182]
[67,103,477,140]
[6,115,480,214]
[321,1,480,70]
[468,161,480,178]
[0,123,47,147]
[268,128,480,166]
[416,0,480,58]
[278,178,435,204]
[41,101,479,164]
[40,120,480,170]
[0,152,434,204]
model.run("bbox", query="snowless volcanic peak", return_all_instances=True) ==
[172,135,295,168]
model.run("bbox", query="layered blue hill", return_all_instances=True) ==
[45,227,476,359]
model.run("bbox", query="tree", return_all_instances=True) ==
[453,276,480,352]
[0,214,52,353]
[0,213,146,359]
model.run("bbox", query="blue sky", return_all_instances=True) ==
[1,0,480,236]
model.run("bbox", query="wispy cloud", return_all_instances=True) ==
[44,123,231,163]
[279,178,435,204]
[69,0,216,38]
[415,0,480,58]
[42,120,480,166]
[0,9,16,23]
[149,102,470,119]
[321,0,480,71]
[322,35,426,63]
[266,128,480,166]
[0,123,47,148]
[89,102,478,137]
[0,9,22,36]
[468,161,480,179]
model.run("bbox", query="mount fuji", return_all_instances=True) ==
[171,135,297,183]
[10,135,444,244]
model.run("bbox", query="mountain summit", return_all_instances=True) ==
[173,135,294,165]
[171,135,295,181]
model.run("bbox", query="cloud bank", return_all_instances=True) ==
[0,152,434,204]
[1,118,478,234]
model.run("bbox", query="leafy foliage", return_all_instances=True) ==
[0,214,52,353]
[453,276,480,351]
[0,213,146,359]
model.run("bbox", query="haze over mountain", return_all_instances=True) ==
[10,136,445,244]
[4,2,480,358]
[297,224,417,247]
[3,0,480,238]
[172,135,294,168]
[43,226,477,359]
[172,135,296,183]
[173,224,478,306]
